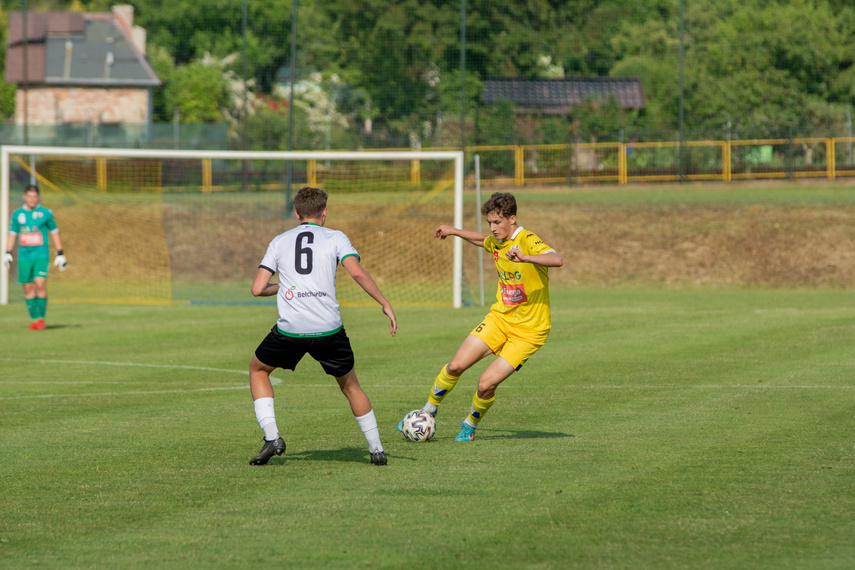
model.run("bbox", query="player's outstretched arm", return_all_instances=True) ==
[434,224,487,247]
[342,256,397,337]
[250,267,280,297]
[506,249,564,267]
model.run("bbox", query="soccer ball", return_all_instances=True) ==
[401,409,436,442]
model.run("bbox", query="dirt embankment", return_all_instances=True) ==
[52,184,855,290]
[530,203,855,288]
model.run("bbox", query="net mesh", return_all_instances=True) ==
[6,151,478,307]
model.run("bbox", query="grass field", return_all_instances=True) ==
[1,285,854,568]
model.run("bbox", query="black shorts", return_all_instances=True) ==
[254,326,355,378]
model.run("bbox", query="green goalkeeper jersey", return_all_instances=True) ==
[10,205,58,261]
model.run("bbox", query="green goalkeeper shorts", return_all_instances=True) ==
[17,257,49,283]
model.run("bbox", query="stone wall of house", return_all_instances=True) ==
[15,88,150,125]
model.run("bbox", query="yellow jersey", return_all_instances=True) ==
[483,226,555,332]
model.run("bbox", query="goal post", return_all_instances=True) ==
[1,145,467,307]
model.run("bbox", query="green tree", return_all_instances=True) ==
[316,0,460,136]
[673,0,855,131]
[163,60,230,123]
[245,103,291,150]
[135,0,306,93]
[6,0,855,141]
[147,45,175,122]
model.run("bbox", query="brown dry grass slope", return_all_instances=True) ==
[44,182,855,295]
[515,187,855,288]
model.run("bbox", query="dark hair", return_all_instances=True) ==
[293,186,328,219]
[24,184,40,194]
[481,192,516,218]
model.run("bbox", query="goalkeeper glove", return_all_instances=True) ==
[54,250,67,271]
[4,251,11,269]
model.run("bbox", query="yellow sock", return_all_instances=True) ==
[467,394,495,425]
[427,365,461,407]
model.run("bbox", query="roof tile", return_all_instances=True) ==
[482,78,645,112]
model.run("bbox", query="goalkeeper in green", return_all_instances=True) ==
[5,185,67,330]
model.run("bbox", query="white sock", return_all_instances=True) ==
[355,409,383,453]
[254,397,280,441]
[423,402,438,415]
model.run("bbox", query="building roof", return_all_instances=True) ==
[6,10,160,87]
[481,77,645,114]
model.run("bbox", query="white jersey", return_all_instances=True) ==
[259,222,359,336]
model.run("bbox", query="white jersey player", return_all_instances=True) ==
[260,223,357,336]
[247,186,397,467]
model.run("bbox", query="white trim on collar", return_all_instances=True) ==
[499,226,524,244]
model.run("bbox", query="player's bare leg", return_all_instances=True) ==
[446,335,494,377]
[34,277,47,297]
[336,368,386,465]
[249,355,275,400]
[335,368,371,417]
[248,355,285,465]
[476,357,515,401]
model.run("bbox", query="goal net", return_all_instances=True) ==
[1,146,474,308]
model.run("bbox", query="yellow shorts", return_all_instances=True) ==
[469,312,549,371]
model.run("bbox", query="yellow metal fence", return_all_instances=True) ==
[465,137,855,186]
[63,136,855,192]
